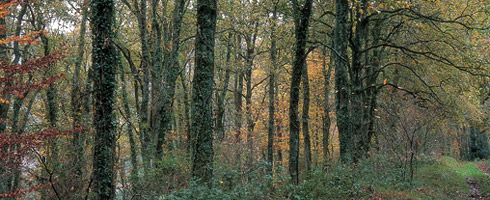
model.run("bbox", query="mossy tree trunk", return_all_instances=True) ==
[91,0,117,198]
[334,0,351,163]
[191,0,217,187]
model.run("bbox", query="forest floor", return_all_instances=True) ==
[374,157,489,199]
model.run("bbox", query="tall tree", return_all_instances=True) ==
[266,0,278,175]
[154,0,187,158]
[289,0,313,185]
[91,0,117,198]
[191,0,217,187]
[71,0,89,194]
[119,62,140,195]
[302,59,311,171]
[120,0,152,171]
[216,33,233,142]
[244,22,259,168]
[334,0,351,162]
[322,48,333,165]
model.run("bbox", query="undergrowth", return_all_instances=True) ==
[158,156,489,200]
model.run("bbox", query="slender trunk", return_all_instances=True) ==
[322,48,333,165]
[155,0,187,158]
[234,70,244,161]
[302,62,311,171]
[217,34,233,142]
[289,0,313,185]
[180,74,191,152]
[120,63,140,194]
[136,0,153,171]
[71,0,89,193]
[191,0,217,187]
[9,91,26,192]
[91,0,117,198]
[245,30,257,168]
[7,4,28,193]
[267,4,277,175]
[40,26,60,168]
[362,20,382,157]
[11,89,37,194]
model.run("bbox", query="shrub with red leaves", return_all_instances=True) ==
[0,0,74,198]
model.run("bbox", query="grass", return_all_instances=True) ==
[377,156,490,199]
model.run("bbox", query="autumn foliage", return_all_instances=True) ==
[0,0,72,198]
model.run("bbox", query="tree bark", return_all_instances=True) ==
[302,62,311,171]
[289,0,313,185]
[322,48,333,166]
[350,0,370,161]
[334,0,352,163]
[267,3,278,175]
[191,0,217,187]
[216,33,233,142]
[154,0,186,159]
[91,0,117,198]
[234,68,244,160]
[244,26,258,168]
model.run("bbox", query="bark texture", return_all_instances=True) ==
[191,0,217,187]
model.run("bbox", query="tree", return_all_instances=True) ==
[154,0,187,159]
[91,0,117,198]
[333,0,351,163]
[0,1,66,198]
[71,0,89,195]
[191,0,217,187]
[468,128,490,160]
[289,0,313,185]
[267,0,279,175]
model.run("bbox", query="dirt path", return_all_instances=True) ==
[466,177,485,200]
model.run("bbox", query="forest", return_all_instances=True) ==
[0,0,489,199]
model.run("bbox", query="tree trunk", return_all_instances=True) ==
[217,33,233,142]
[71,0,89,193]
[180,74,191,152]
[322,48,333,166]
[120,61,140,195]
[40,22,59,169]
[334,0,351,163]
[289,0,313,185]
[244,28,257,168]
[267,3,278,175]
[234,69,244,161]
[91,0,117,198]
[302,62,311,171]
[134,0,153,172]
[350,0,370,161]
[191,0,217,187]
[7,4,28,193]
[154,0,186,159]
